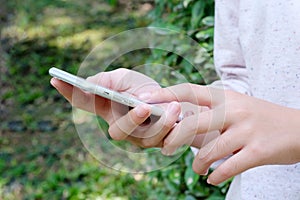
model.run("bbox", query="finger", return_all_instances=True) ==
[192,128,244,175]
[50,78,74,102]
[190,130,220,149]
[139,83,225,107]
[129,101,181,148]
[86,68,160,92]
[51,77,96,109]
[108,104,152,141]
[86,71,113,88]
[162,107,228,155]
[51,78,108,114]
[207,148,256,185]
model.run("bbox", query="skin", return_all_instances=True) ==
[140,83,300,185]
[51,68,300,186]
[50,68,206,148]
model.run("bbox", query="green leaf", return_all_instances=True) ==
[202,16,215,27]
[184,165,199,191]
[164,54,178,66]
[183,0,194,8]
[184,150,194,166]
[106,0,117,7]
[185,195,197,200]
[164,178,179,194]
[191,1,205,29]
[149,21,182,33]
[195,28,214,41]
[168,168,181,186]
[205,190,226,200]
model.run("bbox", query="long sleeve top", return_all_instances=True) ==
[213,0,300,199]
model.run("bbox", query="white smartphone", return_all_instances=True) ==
[49,67,164,116]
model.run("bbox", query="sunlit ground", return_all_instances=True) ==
[0,0,157,199]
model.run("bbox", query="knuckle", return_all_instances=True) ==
[228,102,249,120]
[215,137,229,153]
[247,143,270,164]
[198,151,214,164]
[239,122,253,135]
[248,143,262,155]
[225,89,236,98]
[217,165,234,179]
[235,107,248,119]
[226,89,241,100]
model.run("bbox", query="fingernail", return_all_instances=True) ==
[134,105,150,118]
[207,178,211,185]
[203,169,209,176]
[138,92,151,101]
[168,102,180,115]
[50,78,57,87]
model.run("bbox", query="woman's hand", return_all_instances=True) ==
[50,68,182,148]
[141,83,300,185]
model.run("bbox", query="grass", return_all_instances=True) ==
[0,130,156,199]
[0,0,158,199]
[0,0,228,199]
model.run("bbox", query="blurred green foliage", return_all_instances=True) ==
[146,0,217,85]
[143,1,229,199]
[1,0,229,199]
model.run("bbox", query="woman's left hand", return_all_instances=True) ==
[140,83,300,185]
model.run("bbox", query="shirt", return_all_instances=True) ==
[214,0,300,199]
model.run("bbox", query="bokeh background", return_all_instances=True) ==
[0,0,231,199]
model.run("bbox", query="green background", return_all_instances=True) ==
[0,0,231,199]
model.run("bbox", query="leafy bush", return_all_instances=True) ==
[147,0,217,85]
[143,1,230,199]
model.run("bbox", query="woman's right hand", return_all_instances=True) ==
[50,68,182,148]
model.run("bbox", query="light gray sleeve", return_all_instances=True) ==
[213,0,251,95]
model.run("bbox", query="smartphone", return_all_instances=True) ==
[49,67,164,116]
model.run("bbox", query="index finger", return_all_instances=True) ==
[139,83,225,108]
[50,78,109,117]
